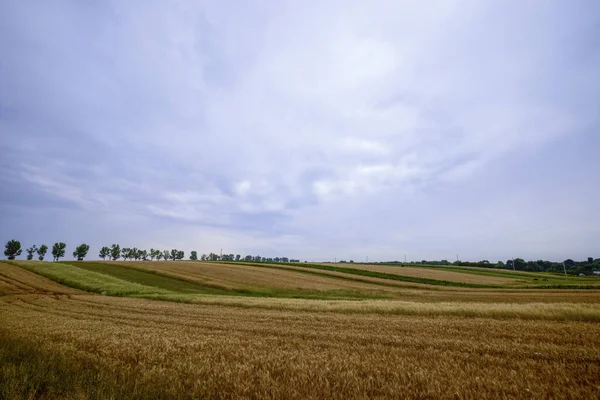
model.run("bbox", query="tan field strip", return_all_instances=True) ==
[107,261,417,293]
[1,292,599,399]
[320,263,518,285]
[253,262,448,289]
[0,262,81,295]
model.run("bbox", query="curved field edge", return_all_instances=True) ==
[78,261,404,299]
[2,261,173,296]
[0,263,81,295]
[253,262,600,289]
[376,263,600,286]
[114,260,436,292]
[242,262,501,288]
[4,261,400,300]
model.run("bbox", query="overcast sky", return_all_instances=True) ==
[1,0,599,262]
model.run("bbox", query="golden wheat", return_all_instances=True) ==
[1,293,599,399]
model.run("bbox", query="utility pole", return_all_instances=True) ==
[456,254,459,262]
[512,258,515,271]
[562,262,567,276]
[404,254,407,263]
[334,257,336,263]
[366,256,369,263]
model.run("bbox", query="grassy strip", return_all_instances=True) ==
[103,261,403,299]
[270,262,500,288]
[378,263,544,280]
[65,262,221,294]
[37,262,392,300]
[521,285,600,290]
[6,261,173,296]
[378,263,598,285]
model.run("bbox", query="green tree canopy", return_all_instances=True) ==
[4,240,22,260]
[26,245,38,260]
[99,246,110,260]
[73,243,90,261]
[110,244,121,261]
[37,244,48,261]
[52,242,66,261]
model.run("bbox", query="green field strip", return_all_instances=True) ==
[65,262,219,294]
[68,261,398,300]
[376,263,600,286]
[6,261,173,296]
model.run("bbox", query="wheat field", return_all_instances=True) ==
[1,260,600,399]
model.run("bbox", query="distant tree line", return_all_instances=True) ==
[3,240,299,264]
[382,258,600,276]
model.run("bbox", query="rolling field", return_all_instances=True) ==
[1,260,600,399]
[104,260,412,294]
[317,262,517,285]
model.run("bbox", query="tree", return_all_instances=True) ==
[37,244,48,261]
[121,247,132,261]
[26,245,38,260]
[110,244,121,261]
[235,254,241,261]
[201,254,207,261]
[190,251,198,261]
[156,251,164,261]
[170,249,178,261]
[163,250,170,261]
[99,246,110,260]
[140,250,148,261]
[52,242,66,261]
[177,250,184,260]
[73,243,90,261]
[4,240,22,260]
[149,248,157,261]
[513,258,526,270]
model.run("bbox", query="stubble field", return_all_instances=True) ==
[1,260,599,399]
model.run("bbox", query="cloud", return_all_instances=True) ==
[0,0,598,261]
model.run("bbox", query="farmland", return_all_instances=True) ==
[1,260,600,399]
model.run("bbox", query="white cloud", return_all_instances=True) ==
[1,0,598,260]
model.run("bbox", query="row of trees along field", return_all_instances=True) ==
[3,240,298,263]
[3,240,90,261]
[384,258,600,276]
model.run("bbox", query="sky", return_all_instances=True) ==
[1,0,599,262]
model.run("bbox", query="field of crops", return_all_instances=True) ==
[1,260,600,399]
[319,262,517,285]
